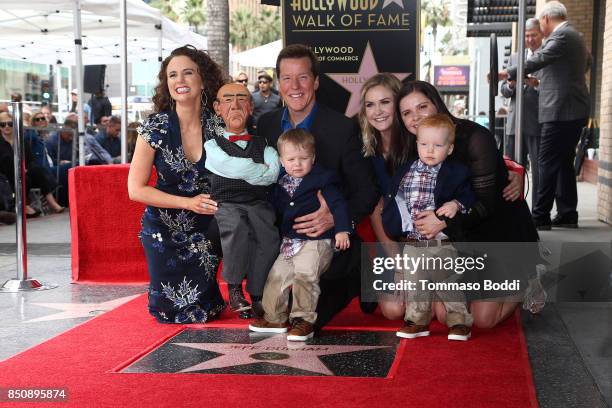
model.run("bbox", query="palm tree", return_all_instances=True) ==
[422,0,452,81]
[229,8,254,52]
[206,0,229,74]
[256,7,281,46]
[182,0,207,34]
[230,6,281,52]
[149,0,179,21]
[422,0,451,53]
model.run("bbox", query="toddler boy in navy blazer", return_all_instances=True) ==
[249,129,352,341]
[382,114,476,341]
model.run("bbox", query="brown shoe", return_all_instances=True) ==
[448,324,471,341]
[396,320,430,339]
[249,319,289,333]
[287,318,314,341]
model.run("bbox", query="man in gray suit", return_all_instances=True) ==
[500,18,543,210]
[499,1,589,230]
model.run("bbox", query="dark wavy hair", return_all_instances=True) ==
[152,45,226,113]
[397,80,457,130]
[396,80,458,157]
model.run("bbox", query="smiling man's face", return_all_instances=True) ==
[278,57,319,124]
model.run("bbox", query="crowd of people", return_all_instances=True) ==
[0,91,135,224]
[4,0,585,343]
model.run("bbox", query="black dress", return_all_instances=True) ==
[138,110,225,323]
[441,120,540,299]
[444,119,539,242]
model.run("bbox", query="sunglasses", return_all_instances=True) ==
[33,117,47,122]
[258,80,269,84]
[0,122,13,128]
[236,79,248,84]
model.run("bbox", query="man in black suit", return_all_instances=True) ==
[499,1,590,230]
[257,44,379,328]
[500,17,543,210]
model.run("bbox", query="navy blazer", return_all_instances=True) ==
[273,163,352,240]
[382,159,476,240]
[258,104,379,225]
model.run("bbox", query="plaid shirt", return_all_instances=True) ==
[398,160,441,240]
[279,174,307,258]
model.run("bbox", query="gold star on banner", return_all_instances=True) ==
[327,42,410,118]
[25,295,141,323]
[174,333,390,376]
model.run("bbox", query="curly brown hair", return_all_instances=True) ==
[152,45,226,113]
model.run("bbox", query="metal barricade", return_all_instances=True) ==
[0,102,57,292]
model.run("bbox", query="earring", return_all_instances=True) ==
[170,98,175,111]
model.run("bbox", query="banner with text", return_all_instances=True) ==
[282,0,419,117]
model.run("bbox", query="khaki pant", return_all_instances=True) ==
[262,240,334,324]
[402,244,472,327]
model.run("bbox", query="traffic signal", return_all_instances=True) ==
[503,43,513,67]
[467,0,537,37]
[504,44,512,58]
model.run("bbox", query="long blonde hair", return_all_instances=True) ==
[358,73,409,174]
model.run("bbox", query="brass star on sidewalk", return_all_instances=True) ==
[25,295,140,323]
[174,333,390,376]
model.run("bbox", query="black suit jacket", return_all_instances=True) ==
[257,104,379,226]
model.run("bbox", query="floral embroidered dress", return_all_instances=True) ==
[138,110,225,323]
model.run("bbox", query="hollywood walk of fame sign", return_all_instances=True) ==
[282,0,419,117]
[121,328,401,378]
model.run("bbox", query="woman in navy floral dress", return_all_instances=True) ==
[128,45,226,323]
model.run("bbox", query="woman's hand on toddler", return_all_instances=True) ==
[503,171,522,202]
[436,200,460,219]
[335,232,350,250]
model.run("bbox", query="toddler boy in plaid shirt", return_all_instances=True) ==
[249,128,352,341]
[382,114,476,341]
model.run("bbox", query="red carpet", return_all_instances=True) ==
[0,295,537,408]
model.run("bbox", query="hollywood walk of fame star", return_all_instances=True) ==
[24,294,141,323]
[327,43,410,118]
[174,333,391,376]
